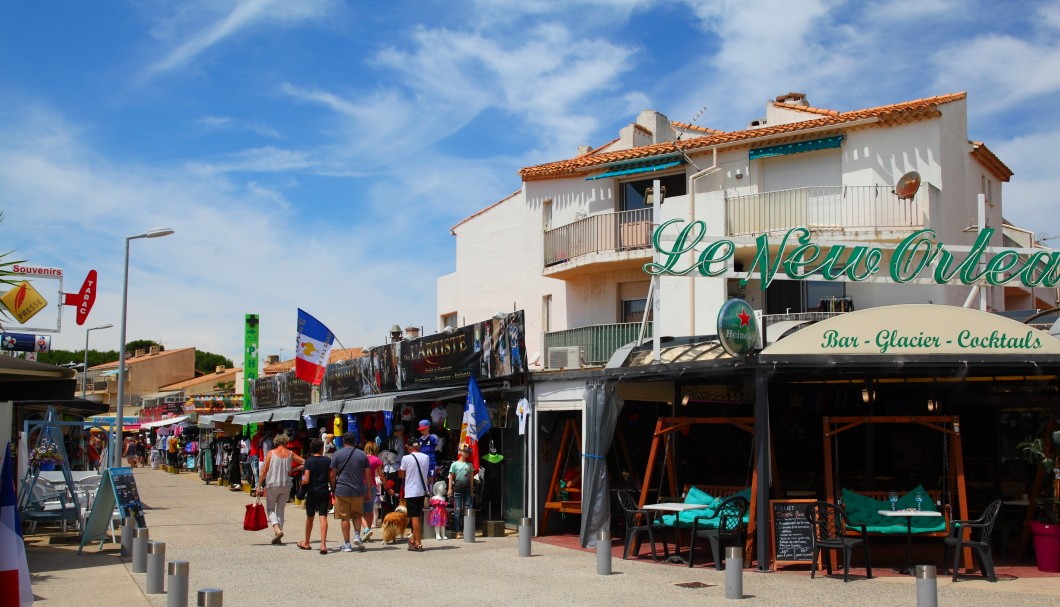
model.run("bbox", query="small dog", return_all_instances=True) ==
[381,502,409,544]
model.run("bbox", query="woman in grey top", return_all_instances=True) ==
[257,433,305,545]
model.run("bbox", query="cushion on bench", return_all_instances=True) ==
[841,485,946,534]
[660,487,752,528]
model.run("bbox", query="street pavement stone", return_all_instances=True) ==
[25,466,1060,606]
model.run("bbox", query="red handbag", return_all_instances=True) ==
[244,498,268,531]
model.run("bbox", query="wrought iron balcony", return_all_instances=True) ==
[544,208,654,267]
[543,322,652,367]
[725,185,928,237]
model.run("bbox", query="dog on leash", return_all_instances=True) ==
[381,501,409,544]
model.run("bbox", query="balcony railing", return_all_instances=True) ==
[544,321,653,366]
[544,208,654,266]
[725,186,927,236]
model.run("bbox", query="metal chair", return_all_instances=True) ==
[22,483,82,534]
[805,501,872,582]
[614,489,668,560]
[943,499,1001,582]
[688,495,749,569]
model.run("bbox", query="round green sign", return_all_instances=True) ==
[717,298,759,358]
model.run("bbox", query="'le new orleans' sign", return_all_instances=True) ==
[644,220,1060,289]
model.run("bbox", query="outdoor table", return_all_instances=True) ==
[39,471,100,484]
[877,509,942,574]
[642,503,708,564]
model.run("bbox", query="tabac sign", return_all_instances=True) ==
[644,221,1060,289]
[759,304,1060,357]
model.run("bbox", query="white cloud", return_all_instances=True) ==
[185,146,312,175]
[197,115,282,139]
[933,35,1060,115]
[991,127,1060,244]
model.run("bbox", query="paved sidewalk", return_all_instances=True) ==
[26,467,1060,606]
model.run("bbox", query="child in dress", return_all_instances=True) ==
[428,481,449,540]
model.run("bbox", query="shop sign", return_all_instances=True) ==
[760,304,1060,357]
[645,220,1060,289]
[1,281,48,323]
[0,332,51,353]
[400,310,528,389]
[716,299,759,358]
[244,314,259,410]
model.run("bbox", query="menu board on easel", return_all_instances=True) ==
[770,499,815,568]
[78,467,146,553]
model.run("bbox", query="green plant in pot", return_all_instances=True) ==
[1018,426,1060,572]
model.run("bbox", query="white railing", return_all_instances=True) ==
[726,186,927,236]
[544,208,654,266]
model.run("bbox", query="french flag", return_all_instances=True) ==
[295,309,335,386]
[1,443,33,606]
[459,376,492,472]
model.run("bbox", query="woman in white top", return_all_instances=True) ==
[257,433,305,545]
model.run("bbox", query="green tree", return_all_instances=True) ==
[125,339,162,354]
[196,350,234,375]
[38,348,118,368]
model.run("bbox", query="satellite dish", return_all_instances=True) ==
[894,171,921,200]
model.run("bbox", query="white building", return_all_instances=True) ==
[438,92,1052,370]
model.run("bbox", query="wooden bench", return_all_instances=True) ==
[544,488,582,515]
[840,489,952,537]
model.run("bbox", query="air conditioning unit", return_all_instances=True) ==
[546,346,583,370]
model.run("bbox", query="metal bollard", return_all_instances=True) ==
[518,517,532,557]
[197,588,223,607]
[463,507,476,543]
[146,541,166,594]
[915,565,938,607]
[597,530,612,575]
[132,527,149,573]
[167,561,189,607]
[121,517,135,557]
[725,546,743,600]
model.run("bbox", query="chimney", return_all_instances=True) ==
[404,325,421,339]
[134,349,146,358]
[149,345,160,355]
[267,354,280,365]
[215,365,226,374]
[576,145,592,156]
[774,92,808,106]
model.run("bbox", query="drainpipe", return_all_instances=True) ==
[688,147,721,335]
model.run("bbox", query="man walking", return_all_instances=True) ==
[398,437,429,552]
[330,433,372,553]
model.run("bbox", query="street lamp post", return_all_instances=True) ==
[113,227,174,468]
[82,323,114,399]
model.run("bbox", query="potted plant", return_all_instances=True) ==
[1018,427,1060,573]
[29,441,64,471]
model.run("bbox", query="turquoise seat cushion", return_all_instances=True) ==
[841,487,945,534]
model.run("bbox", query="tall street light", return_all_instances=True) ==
[82,323,113,399]
[113,227,174,467]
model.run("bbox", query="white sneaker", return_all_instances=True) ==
[362,529,373,542]
[352,537,365,552]
[341,542,353,553]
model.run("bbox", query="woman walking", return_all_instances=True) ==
[360,441,385,541]
[257,433,304,545]
[297,439,331,553]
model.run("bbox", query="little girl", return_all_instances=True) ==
[428,481,449,540]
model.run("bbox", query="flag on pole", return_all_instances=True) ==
[1,442,33,607]
[295,309,335,386]
[459,376,492,472]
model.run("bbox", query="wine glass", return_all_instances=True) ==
[888,490,899,511]
[914,490,924,511]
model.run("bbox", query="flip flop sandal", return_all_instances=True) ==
[297,543,312,550]
[320,548,328,555]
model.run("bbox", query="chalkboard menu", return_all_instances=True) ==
[78,466,147,553]
[770,499,815,567]
[109,467,144,521]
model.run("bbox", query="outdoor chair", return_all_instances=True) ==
[942,499,1001,582]
[22,483,82,534]
[688,495,749,569]
[805,501,872,582]
[615,489,669,560]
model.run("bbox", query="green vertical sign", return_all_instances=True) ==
[244,314,259,411]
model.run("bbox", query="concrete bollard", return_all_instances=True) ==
[916,565,938,607]
[146,541,166,594]
[725,546,743,600]
[597,530,612,575]
[518,517,532,557]
[197,588,223,607]
[121,517,135,557]
[463,508,476,543]
[167,561,190,607]
[132,527,150,573]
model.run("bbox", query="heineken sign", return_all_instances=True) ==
[760,304,1060,357]
[717,298,759,358]
[644,220,1060,289]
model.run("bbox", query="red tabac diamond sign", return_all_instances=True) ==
[717,298,758,358]
[62,270,97,326]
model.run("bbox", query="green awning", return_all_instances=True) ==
[586,159,684,180]
[749,135,845,160]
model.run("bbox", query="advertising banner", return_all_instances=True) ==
[400,310,528,389]
[0,332,51,353]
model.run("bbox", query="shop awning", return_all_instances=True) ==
[197,413,234,426]
[268,406,305,422]
[586,158,684,180]
[304,400,344,416]
[339,385,479,415]
[748,135,844,160]
[231,410,273,425]
[342,394,395,414]
[140,415,190,429]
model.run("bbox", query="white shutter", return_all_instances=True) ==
[762,149,842,227]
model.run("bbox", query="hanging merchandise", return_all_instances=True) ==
[347,413,359,445]
[382,410,392,438]
[516,398,531,435]
[332,414,343,438]
[483,440,504,463]
[400,404,414,421]
[430,402,447,428]
[303,415,316,429]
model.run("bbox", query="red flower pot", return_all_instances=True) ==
[1031,520,1060,573]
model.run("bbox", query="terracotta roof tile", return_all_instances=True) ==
[92,346,195,370]
[519,92,967,181]
[970,141,1013,182]
[671,121,724,135]
[161,367,243,391]
[772,102,840,117]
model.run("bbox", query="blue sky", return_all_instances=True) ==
[1,0,1058,366]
